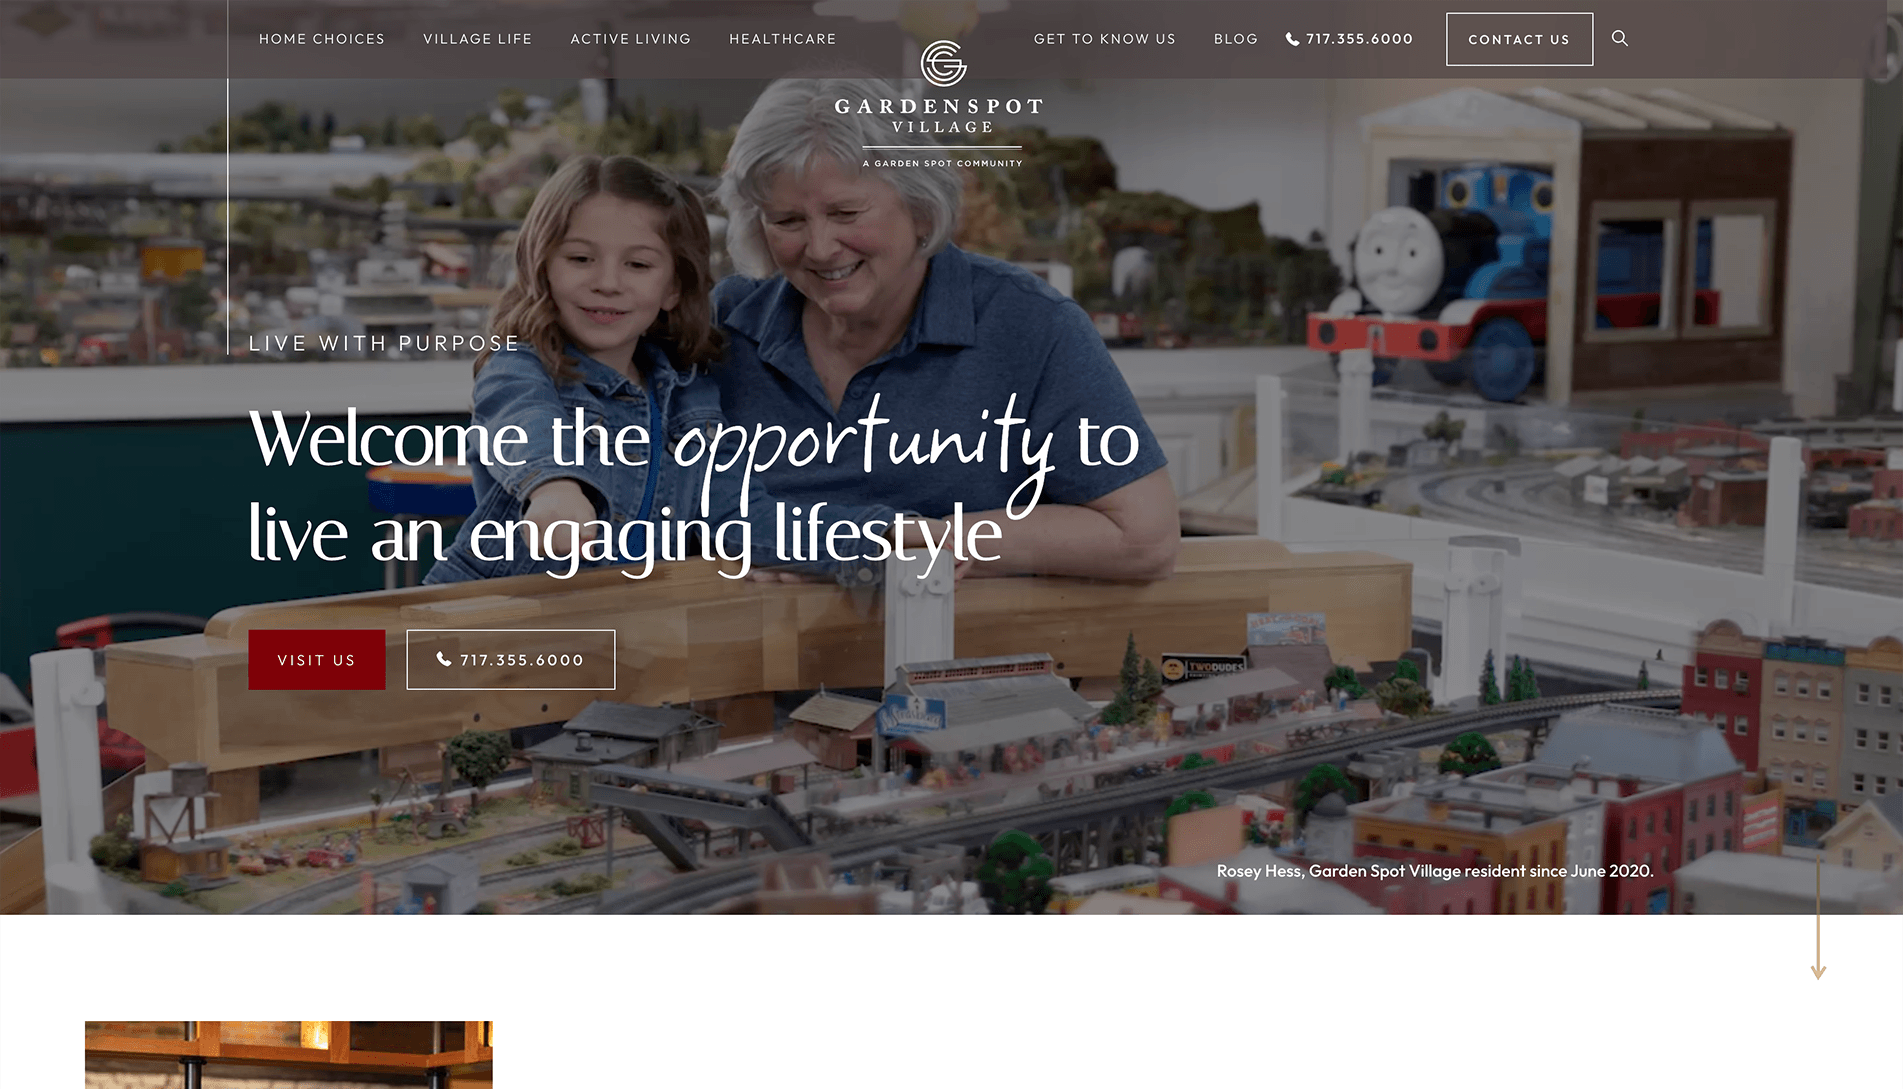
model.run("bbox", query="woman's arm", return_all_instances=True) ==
[962,468,1179,581]
[956,292,1179,581]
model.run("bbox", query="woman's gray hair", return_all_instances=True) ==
[717,77,964,278]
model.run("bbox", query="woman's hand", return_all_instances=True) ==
[521,479,598,555]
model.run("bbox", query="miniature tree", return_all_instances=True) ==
[1102,632,1165,726]
[1637,660,1651,690]
[1167,790,1218,818]
[1479,649,1502,705]
[1392,657,1423,685]
[1117,632,1143,695]
[1178,753,1218,773]
[445,730,511,814]
[89,814,138,871]
[976,829,1056,915]
[1324,664,1368,700]
[367,785,386,833]
[1375,677,1434,718]
[1439,732,1503,777]
[1506,656,1543,702]
[1137,658,1164,704]
[1295,764,1355,824]
[1423,411,1466,445]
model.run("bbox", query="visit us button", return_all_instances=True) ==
[1446,11,1594,66]
[249,629,387,690]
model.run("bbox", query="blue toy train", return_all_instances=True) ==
[1309,164,1717,402]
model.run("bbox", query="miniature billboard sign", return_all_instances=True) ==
[1159,653,1250,685]
[1740,794,1779,851]
[1583,475,1609,505]
[877,694,947,737]
[1245,612,1326,647]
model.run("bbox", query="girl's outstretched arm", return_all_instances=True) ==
[474,350,617,553]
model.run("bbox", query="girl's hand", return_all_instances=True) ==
[522,479,599,555]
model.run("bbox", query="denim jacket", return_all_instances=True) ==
[425,341,892,585]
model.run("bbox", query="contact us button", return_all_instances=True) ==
[1446,11,1594,66]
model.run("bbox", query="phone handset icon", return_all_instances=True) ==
[436,651,453,667]
[1285,32,1299,46]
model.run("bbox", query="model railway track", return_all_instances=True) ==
[1745,417,1903,446]
[478,841,663,888]
[242,819,576,914]
[529,891,609,914]
[602,689,1681,914]
[1402,464,1903,599]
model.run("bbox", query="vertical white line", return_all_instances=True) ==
[225,0,231,359]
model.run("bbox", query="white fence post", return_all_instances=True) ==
[882,550,955,775]
[1892,339,1902,414]
[32,647,107,909]
[1763,436,1803,631]
[1256,375,1285,539]
[884,551,955,686]
[1442,536,1519,705]
[1337,348,1374,465]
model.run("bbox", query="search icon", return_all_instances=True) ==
[1611,29,1629,46]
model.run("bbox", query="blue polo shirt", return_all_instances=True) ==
[711,245,1166,520]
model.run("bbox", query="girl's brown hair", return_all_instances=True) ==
[476,154,723,379]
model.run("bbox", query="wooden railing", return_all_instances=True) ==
[101,537,1409,776]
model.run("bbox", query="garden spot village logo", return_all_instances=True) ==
[921,38,967,86]
[837,32,1046,136]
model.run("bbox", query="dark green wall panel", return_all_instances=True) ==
[2,414,468,685]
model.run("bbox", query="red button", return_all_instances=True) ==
[249,630,387,690]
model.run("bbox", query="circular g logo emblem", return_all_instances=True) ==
[921,39,967,88]
[1162,658,1185,682]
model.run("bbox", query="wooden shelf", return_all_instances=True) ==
[85,1023,492,1074]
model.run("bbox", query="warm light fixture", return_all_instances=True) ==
[300,1022,330,1049]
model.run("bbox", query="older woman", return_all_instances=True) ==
[711,77,1179,581]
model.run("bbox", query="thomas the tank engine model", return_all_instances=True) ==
[1308,164,1715,402]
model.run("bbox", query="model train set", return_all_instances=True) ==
[1312,86,1792,405]
[1312,164,1726,402]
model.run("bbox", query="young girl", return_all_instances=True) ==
[425,154,897,585]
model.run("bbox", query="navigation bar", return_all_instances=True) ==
[0,1,1882,78]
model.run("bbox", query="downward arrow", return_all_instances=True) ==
[1811,855,1827,980]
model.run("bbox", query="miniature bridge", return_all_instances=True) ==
[588,764,811,871]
